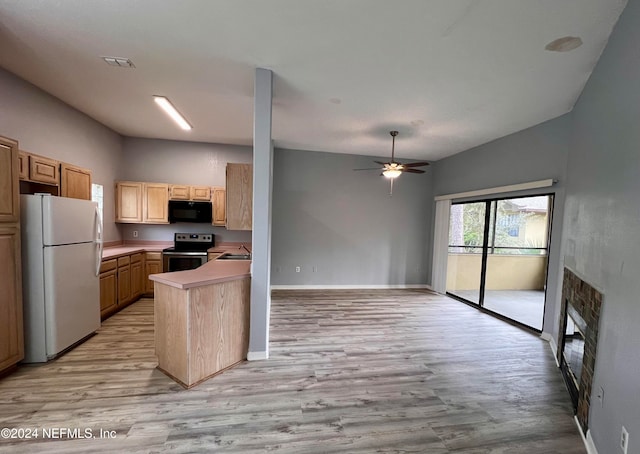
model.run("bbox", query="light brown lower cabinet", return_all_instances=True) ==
[0,225,24,373]
[144,252,162,295]
[99,263,117,319]
[100,251,161,320]
[131,254,144,299]
[117,256,132,306]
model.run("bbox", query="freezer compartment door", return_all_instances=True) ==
[43,242,100,358]
[42,196,98,246]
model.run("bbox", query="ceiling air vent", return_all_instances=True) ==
[102,56,135,68]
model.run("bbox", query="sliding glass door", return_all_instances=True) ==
[446,202,486,305]
[446,195,552,331]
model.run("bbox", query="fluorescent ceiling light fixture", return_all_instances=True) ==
[153,96,192,130]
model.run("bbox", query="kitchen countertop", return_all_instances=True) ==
[149,259,251,290]
[102,242,251,260]
[101,242,171,259]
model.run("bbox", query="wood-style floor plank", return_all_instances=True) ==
[0,290,585,453]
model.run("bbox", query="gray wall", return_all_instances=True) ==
[432,114,571,339]
[0,67,123,241]
[271,148,433,286]
[563,0,640,450]
[118,137,253,244]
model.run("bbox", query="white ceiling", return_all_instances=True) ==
[0,0,627,161]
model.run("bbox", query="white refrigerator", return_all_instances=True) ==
[21,194,103,363]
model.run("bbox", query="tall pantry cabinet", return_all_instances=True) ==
[0,136,24,374]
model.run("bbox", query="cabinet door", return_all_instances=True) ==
[18,151,29,180]
[190,186,211,201]
[116,181,142,223]
[60,163,92,200]
[0,137,20,223]
[0,225,24,371]
[115,181,143,223]
[226,164,252,230]
[99,269,117,317]
[143,183,169,224]
[145,259,161,294]
[131,260,143,298]
[29,154,59,185]
[169,184,190,200]
[117,265,131,305]
[212,186,226,226]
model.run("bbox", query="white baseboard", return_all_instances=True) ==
[574,417,598,454]
[270,284,433,290]
[540,331,560,367]
[585,429,598,454]
[247,351,268,361]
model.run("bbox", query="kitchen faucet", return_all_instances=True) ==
[239,244,251,258]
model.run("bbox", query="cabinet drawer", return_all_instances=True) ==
[145,252,162,261]
[190,186,211,201]
[100,258,117,273]
[117,256,130,267]
[131,253,143,263]
[29,155,59,185]
[169,184,190,200]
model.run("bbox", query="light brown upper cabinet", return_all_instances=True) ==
[169,184,190,200]
[212,186,226,226]
[226,163,252,231]
[116,181,168,224]
[17,151,28,180]
[169,184,211,201]
[29,154,59,185]
[190,186,211,201]
[143,183,169,224]
[115,181,143,223]
[0,137,20,223]
[60,163,92,200]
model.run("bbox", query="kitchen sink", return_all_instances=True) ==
[216,254,251,260]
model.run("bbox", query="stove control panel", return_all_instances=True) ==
[174,233,214,243]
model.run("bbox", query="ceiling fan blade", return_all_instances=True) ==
[403,168,425,174]
[353,167,384,171]
[401,161,430,167]
[374,160,389,166]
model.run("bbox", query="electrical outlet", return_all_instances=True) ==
[295,266,301,273]
[313,266,317,272]
[621,426,629,454]
[276,266,281,273]
[133,230,138,238]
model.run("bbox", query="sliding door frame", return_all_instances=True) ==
[446,192,555,333]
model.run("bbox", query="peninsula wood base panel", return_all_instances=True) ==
[154,277,250,388]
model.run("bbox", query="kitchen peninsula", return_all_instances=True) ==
[149,258,251,388]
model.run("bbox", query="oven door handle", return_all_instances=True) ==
[162,251,209,256]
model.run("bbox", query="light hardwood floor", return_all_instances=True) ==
[0,290,585,453]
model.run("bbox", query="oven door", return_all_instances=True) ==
[163,252,207,272]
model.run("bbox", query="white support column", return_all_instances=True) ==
[248,68,273,360]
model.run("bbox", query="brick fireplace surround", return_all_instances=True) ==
[557,267,603,433]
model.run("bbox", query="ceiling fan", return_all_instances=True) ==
[354,131,430,194]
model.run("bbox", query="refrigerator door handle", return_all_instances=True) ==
[95,205,103,277]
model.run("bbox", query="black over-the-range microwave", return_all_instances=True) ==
[168,200,212,223]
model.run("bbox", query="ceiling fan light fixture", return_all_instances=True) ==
[382,169,402,179]
[153,96,192,130]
